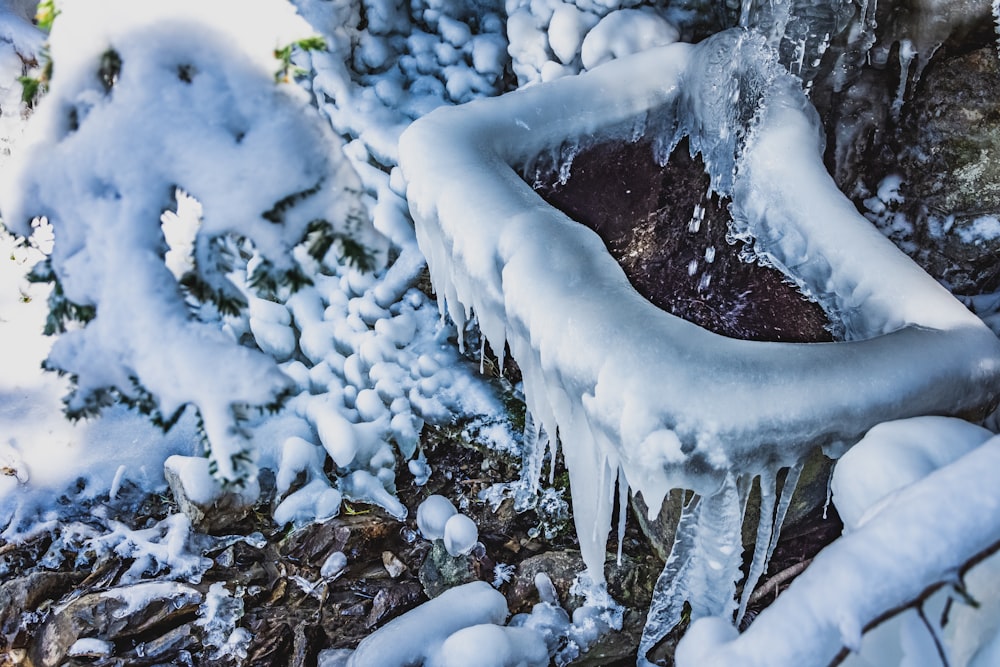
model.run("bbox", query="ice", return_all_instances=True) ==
[443,512,479,556]
[197,582,250,662]
[408,457,432,485]
[321,550,349,579]
[417,494,458,540]
[399,25,1000,652]
[638,474,744,665]
[677,434,1000,666]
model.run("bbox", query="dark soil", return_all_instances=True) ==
[528,137,835,343]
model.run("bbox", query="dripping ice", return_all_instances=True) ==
[399,24,1000,660]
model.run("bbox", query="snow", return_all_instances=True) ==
[443,512,479,556]
[417,494,458,540]
[0,232,199,531]
[0,0,381,483]
[3,0,1000,664]
[432,623,549,667]
[831,417,994,531]
[579,9,679,70]
[67,638,114,658]
[339,581,509,667]
[321,550,348,579]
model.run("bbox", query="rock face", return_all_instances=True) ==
[530,137,835,343]
[896,45,1000,293]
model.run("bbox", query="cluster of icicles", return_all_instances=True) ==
[399,28,1000,664]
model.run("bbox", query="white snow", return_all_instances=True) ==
[342,581,509,667]
[832,417,994,531]
[0,0,383,483]
[417,494,458,540]
[580,9,679,70]
[443,512,479,556]
[431,623,549,667]
[4,1,1000,665]
[67,638,114,658]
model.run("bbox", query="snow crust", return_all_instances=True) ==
[399,27,1000,655]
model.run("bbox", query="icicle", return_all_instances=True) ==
[739,0,754,29]
[638,475,744,667]
[824,462,833,520]
[736,471,776,625]
[766,461,803,566]
[521,411,545,500]
[616,467,628,566]
[593,457,610,544]
[479,335,486,374]
[891,39,915,121]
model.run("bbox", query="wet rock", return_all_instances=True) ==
[507,549,660,666]
[29,581,203,667]
[630,490,686,564]
[897,45,1000,292]
[530,136,835,343]
[164,455,258,534]
[0,571,84,639]
[365,581,425,628]
[508,550,586,614]
[418,540,480,598]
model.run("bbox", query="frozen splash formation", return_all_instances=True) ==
[399,27,1000,663]
[675,417,1000,666]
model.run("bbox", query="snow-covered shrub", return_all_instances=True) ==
[0,0,384,485]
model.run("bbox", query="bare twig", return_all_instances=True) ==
[747,559,812,606]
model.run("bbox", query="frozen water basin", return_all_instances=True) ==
[400,30,1000,579]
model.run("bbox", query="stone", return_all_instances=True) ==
[897,45,1000,293]
[29,582,202,667]
[0,571,84,640]
[530,136,835,343]
[505,549,660,666]
[417,541,480,598]
[164,455,259,534]
[381,550,408,578]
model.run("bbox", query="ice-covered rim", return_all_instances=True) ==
[399,29,1000,581]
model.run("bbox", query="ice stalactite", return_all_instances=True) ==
[400,25,1000,660]
[736,463,802,625]
[637,475,743,667]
